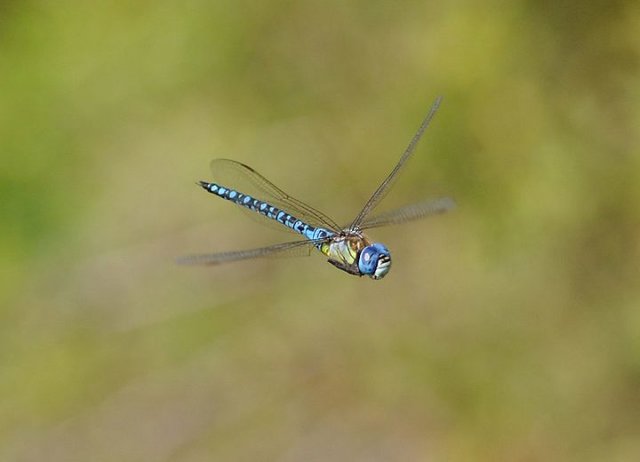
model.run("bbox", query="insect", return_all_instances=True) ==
[179,96,454,279]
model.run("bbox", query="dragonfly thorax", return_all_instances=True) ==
[321,232,391,279]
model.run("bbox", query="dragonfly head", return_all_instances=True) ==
[358,243,392,280]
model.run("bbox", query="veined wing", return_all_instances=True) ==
[349,96,443,231]
[210,159,340,232]
[177,238,325,266]
[357,197,455,230]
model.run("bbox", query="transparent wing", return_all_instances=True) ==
[349,96,443,231]
[357,197,455,230]
[176,238,324,266]
[209,159,340,232]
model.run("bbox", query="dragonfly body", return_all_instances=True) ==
[180,96,454,280]
[199,180,391,278]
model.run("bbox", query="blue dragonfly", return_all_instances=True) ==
[180,96,454,279]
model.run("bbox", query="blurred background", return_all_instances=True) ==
[1,1,639,461]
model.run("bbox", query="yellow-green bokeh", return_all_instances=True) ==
[1,1,639,460]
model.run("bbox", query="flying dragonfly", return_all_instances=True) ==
[179,96,455,279]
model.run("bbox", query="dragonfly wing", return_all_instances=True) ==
[209,159,340,232]
[358,197,455,230]
[349,96,443,231]
[177,239,319,266]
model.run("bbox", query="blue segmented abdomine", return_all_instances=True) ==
[199,181,334,244]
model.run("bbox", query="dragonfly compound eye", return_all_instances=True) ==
[358,243,392,279]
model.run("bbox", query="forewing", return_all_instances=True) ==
[349,96,443,231]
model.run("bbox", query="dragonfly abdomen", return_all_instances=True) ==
[199,181,333,244]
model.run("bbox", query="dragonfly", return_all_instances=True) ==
[179,96,455,279]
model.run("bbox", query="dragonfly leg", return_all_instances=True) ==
[327,259,362,277]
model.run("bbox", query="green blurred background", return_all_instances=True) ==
[1,1,639,461]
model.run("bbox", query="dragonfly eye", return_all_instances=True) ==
[358,243,392,279]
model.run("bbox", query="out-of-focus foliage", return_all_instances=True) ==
[1,1,639,461]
